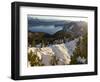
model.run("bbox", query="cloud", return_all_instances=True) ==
[28,25,63,35]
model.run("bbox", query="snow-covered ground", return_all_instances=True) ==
[28,47,54,65]
[28,38,79,66]
[50,43,71,65]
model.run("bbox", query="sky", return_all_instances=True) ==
[28,15,87,35]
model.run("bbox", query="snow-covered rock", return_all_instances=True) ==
[28,38,80,66]
[28,43,72,66]
[65,38,79,56]
[28,47,54,65]
[77,56,86,64]
[51,44,71,64]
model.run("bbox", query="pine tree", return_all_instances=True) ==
[70,34,88,64]
[50,55,59,65]
[28,50,44,66]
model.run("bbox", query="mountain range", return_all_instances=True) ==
[28,17,87,37]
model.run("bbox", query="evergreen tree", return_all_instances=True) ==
[50,55,59,65]
[28,50,44,66]
[70,34,88,64]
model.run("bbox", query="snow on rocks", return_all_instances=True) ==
[65,38,79,56]
[77,56,86,64]
[28,43,71,66]
[51,43,71,64]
